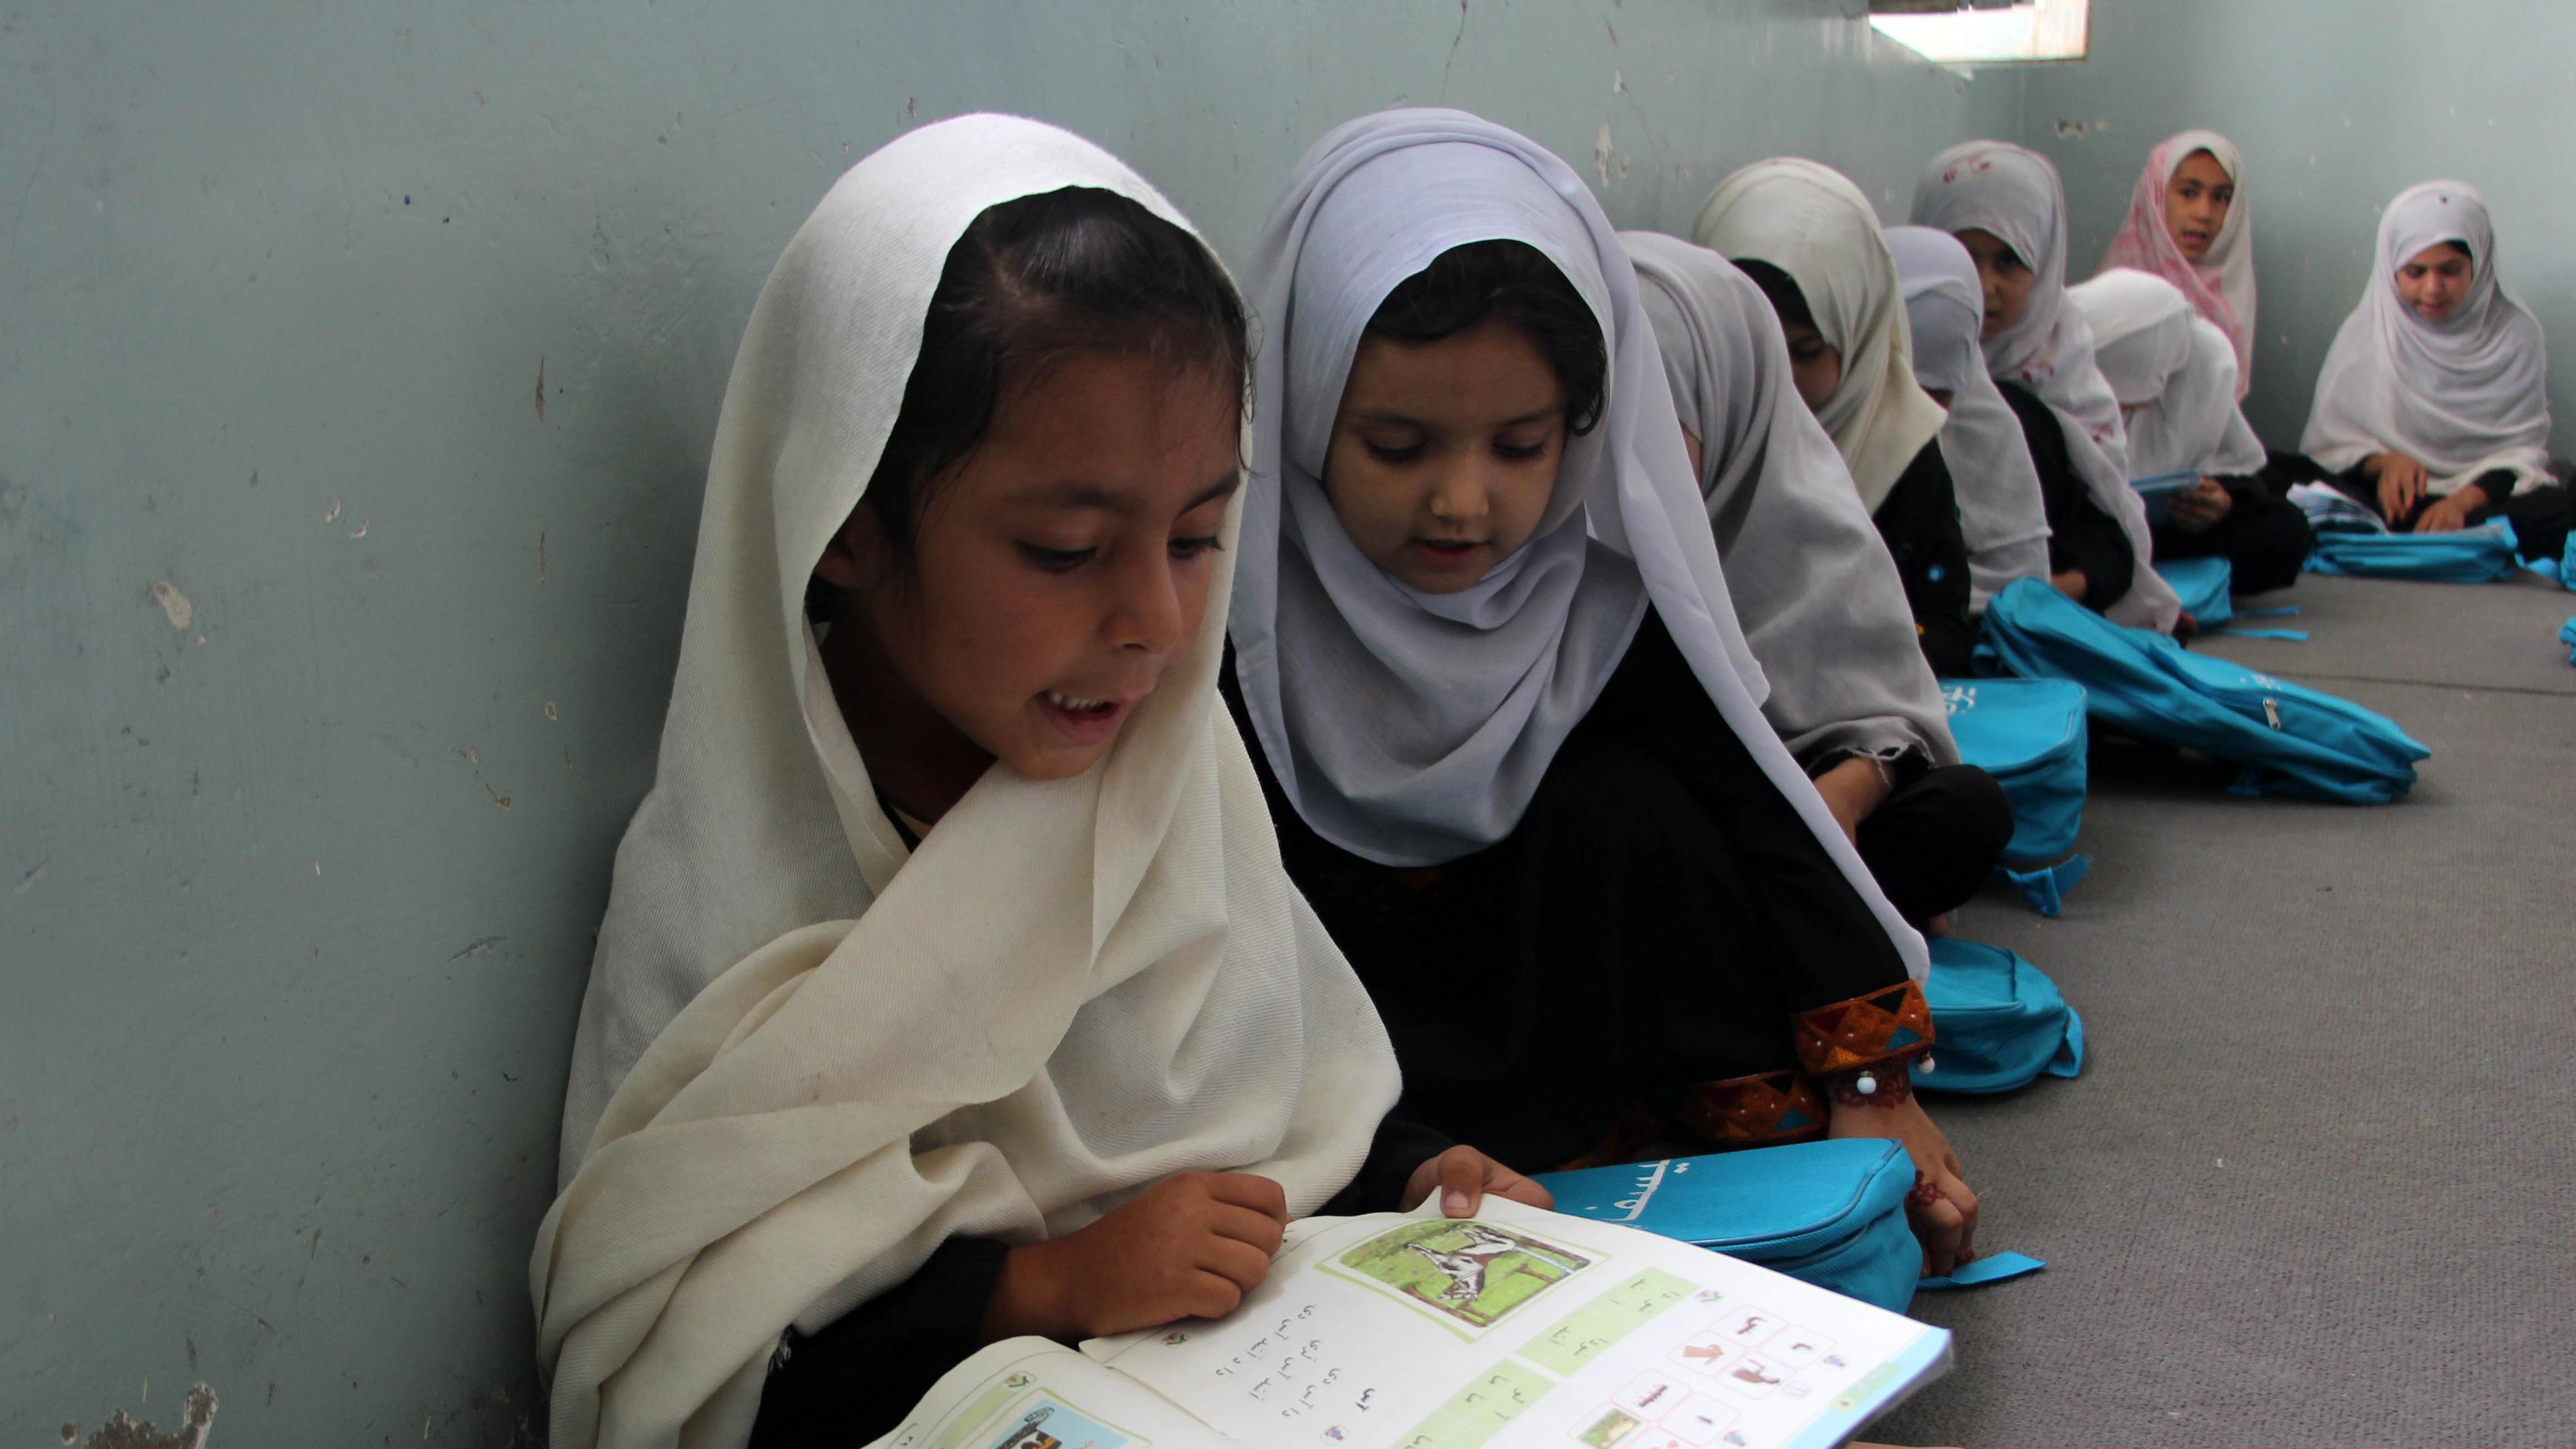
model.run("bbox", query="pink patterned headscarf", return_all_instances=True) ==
[2100,130,2256,398]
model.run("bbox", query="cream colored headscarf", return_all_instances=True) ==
[1913,141,2181,633]
[2301,180,2553,496]
[2071,268,2267,480]
[1693,158,1948,513]
[535,113,1401,1449]
[1623,229,1955,770]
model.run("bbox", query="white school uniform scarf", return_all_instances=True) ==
[2072,268,2267,480]
[1623,229,1956,773]
[1913,142,2180,632]
[2300,181,2553,496]
[1230,108,1927,983]
[1690,159,1948,514]
[2100,130,2258,398]
[535,114,1400,1449]
[1887,225,2052,610]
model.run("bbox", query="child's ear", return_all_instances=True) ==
[814,507,887,592]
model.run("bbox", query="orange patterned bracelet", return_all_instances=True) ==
[1791,979,1936,1079]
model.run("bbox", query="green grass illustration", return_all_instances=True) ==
[1333,1220,1594,1330]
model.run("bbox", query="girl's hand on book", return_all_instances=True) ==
[2410,488,2481,534]
[1829,1095,1978,1276]
[985,1173,1288,1342]
[2165,477,2233,533]
[2368,451,2428,521]
[1400,1145,1555,1219]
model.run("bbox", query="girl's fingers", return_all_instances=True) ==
[1438,1148,1488,1217]
[1209,1201,1288,1256]
[1206,1173,1290,1222]
[1496,1169,1554,1210]
[1198,1234,1275,1293]
[1183,1267,1250,1321]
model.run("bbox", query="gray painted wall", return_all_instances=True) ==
[0,3,2014,1442]
[2024,0,2576,448]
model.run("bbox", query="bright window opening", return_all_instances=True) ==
[1868,0,2090,66]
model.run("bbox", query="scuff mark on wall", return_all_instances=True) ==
[533,356,546,420]
[149,580,193,630]
[1438,0,1470,101]
[323,500,341,523]
[1592,121,1629,187]
[448,935,506,960]
[67,1383,216,1449]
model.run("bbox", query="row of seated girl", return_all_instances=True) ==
[523,109,2557,1449]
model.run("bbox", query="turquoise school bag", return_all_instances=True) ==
[2307,519,2522,582]
[1533,1140,1920,1313]
[2157,555,2235,626]
[1913,938,2084,1094]
[1975,576,2429,804]
[1939,678,2087,863]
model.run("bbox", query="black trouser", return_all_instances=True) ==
[2149,479,2314,595]
[2330,466,2575,564]
[1854,763,2016,925]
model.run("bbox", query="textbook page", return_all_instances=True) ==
[1082,1197,1949,1449]
[869,1337,1228,1449]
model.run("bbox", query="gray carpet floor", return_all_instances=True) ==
[1873,573,2576,1449]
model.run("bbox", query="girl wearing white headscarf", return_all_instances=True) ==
[2100,130,2258,398]
[1623,228,2012,932]
[534,115,1542,1449]
[1229,108,1980,1274]
[1914,141,2183,633]
[2072,268,2312,594]
[1692,159,1976,676]
[1886,225,2055,609]
[2301,181,2571,561]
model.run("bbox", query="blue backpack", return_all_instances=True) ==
[1914,938,2084,1093]
[1940,677,2087,863]
[2307,519,2522,582]
[1976,576,2429,803]
[1533,1140,1920,1313]
[2156,555,2235,626]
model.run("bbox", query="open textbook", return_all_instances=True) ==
[864,1196,1950,1449]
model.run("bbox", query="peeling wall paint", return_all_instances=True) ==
[0,3,2012,1442]
[66,1384,216,1449]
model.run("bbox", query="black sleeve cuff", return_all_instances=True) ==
[750,1236,1012,1449]
[1320,1114,1456,1217]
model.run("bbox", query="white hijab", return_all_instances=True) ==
[1230,108,1926,983]
[536,115,1400,1449]
[1691,159,1949,513]
[2301,180,2553,496]
[1914,142,2180,632]
[1887,225,2051,611]
[1624,229,1955,769]
[2100,130,2259,398]
[2072,268,2268,480]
